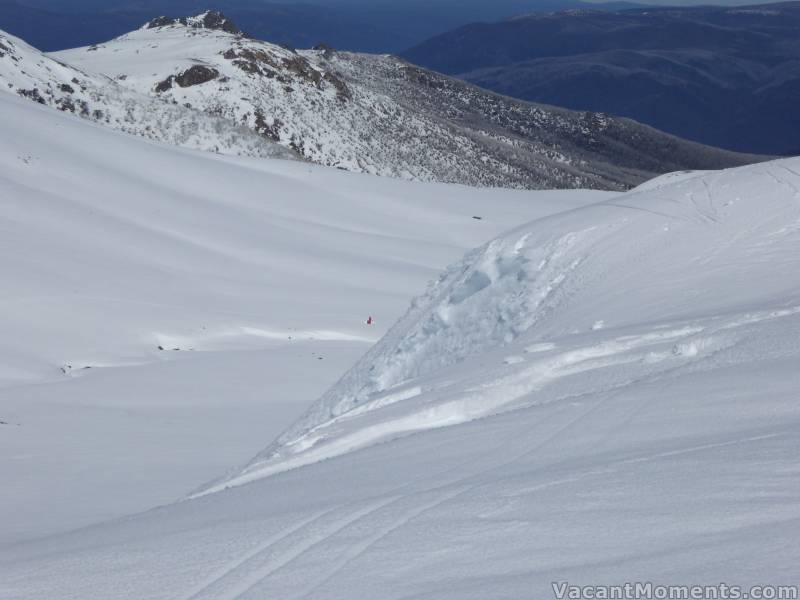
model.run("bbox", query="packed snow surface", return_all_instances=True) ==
[2,85,798,596]
[0,92,601,544]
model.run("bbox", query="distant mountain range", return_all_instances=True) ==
[0,0,643,53]
[1,12,763,190]
[402,2,800,155]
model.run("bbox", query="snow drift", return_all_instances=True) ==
[209,157,800,493]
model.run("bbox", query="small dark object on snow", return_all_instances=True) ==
[472,216,483,220]
[158,345,164,350]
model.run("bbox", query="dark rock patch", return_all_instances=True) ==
[146,16,174,29]
[197,11,241,35]
[155,65,219,93]
[18,88,46,104]
[175,65,219,87]
[154,77,173,93]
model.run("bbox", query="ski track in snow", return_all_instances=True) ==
[182,486,469,600]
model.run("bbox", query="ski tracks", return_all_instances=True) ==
[181,486,470,600]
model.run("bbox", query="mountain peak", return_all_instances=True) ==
[143,11,242,35]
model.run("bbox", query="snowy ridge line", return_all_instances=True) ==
[47,12,764,190]
[194,156,800,496]
[0,29,294,160]
[193,306,783,496]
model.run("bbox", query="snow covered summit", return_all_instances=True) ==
[0,28,291,159]
[143,10,243,35]
[51,12,763,189]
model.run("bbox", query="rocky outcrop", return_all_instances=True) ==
[222,45,350,101]
[155,65,220,92]
[145,11,242,36]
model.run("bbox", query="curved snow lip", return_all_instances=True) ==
[193,158,800,498]
[153,326,376,352]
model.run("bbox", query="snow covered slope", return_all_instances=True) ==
[3,154,798,598]
[0,91,602,544]
[0,28,293,159]
[207,156,800,494]
[51,11,764,190]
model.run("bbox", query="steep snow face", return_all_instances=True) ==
[0,29,293,159]
[53,15,762,190]
[211,156,800,493]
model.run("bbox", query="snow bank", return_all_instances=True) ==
[210,156,800,493]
